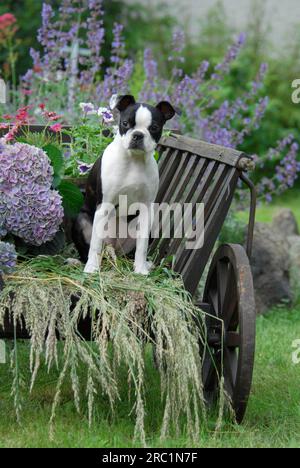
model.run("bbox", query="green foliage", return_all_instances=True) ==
[63,125,113,178]
[58,180,84,218]
[43,144,65,187]
[0,0,176,82]
[0,0,48,79]
[219,211,247,246]
[182,1,233,74]
[16,131,59,148]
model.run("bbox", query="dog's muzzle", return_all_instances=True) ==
[129,131,145,150]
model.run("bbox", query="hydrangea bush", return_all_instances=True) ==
[0,141,64,245]
[0,241,17,275]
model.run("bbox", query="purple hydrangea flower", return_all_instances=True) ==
[0,242,17,275]
[0,142,64,246]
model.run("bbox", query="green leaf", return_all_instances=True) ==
[58,180,84,217]
[43,144,64,180]
[154,150,160,161]
[52,174,62,189]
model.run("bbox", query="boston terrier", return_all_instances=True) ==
[72,95,178,275]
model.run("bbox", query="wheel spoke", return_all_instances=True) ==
[223,348,238,396]
[202,357,216,390]
[223,266,238,329]
[203,349,221,390]
[217,259,229,314]
[208,288,218,316]
[225,331,240,348]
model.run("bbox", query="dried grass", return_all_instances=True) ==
[0,253,221,445]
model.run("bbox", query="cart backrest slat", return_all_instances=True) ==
[181,169,239,294]
[152,135,247,296]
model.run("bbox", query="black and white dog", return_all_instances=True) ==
[72,95,177,275]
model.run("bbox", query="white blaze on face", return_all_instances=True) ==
[121,105,156,154]
[135,105,152,130]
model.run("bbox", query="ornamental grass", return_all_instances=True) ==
[0,252,227,445]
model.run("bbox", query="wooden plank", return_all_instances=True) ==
[150,154,199,255]
[157,152,190,204]
[156,149,182,202]
[181,169,239,296]
[174,164,230,273]
[159,134,247,168]
[166,160,217,260]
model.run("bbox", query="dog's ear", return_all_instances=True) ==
[113,95,136,112]
[156,101,181,121]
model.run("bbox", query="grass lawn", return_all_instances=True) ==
[0,307,299,448]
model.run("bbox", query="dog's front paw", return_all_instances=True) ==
[84,259,99,274]
[134,261,153,276]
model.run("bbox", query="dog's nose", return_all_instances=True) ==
[132,131,144,141]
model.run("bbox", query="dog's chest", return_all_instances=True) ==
[102,144,159,203]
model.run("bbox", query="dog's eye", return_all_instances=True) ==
[150,124,159,132]
[122,121,129,128]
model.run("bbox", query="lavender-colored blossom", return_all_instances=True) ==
[110,23,125,65]
[0,142,64,246]
[257,137,300,201]
[168,27,185,79]
[0,242,17,276]
[139,48,161,102]
[82,0,105,85]
[212,32,246,81]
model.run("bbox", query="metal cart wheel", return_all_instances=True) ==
[202,243,256,423]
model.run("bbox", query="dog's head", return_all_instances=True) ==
[112,95,179,154]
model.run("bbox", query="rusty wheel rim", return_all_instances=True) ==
[203,244,256,423]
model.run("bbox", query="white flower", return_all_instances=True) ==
[98,107,114,124]
[79,102,97,115]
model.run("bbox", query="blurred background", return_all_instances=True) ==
[1,0,300,311]
[1,0,300,156]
